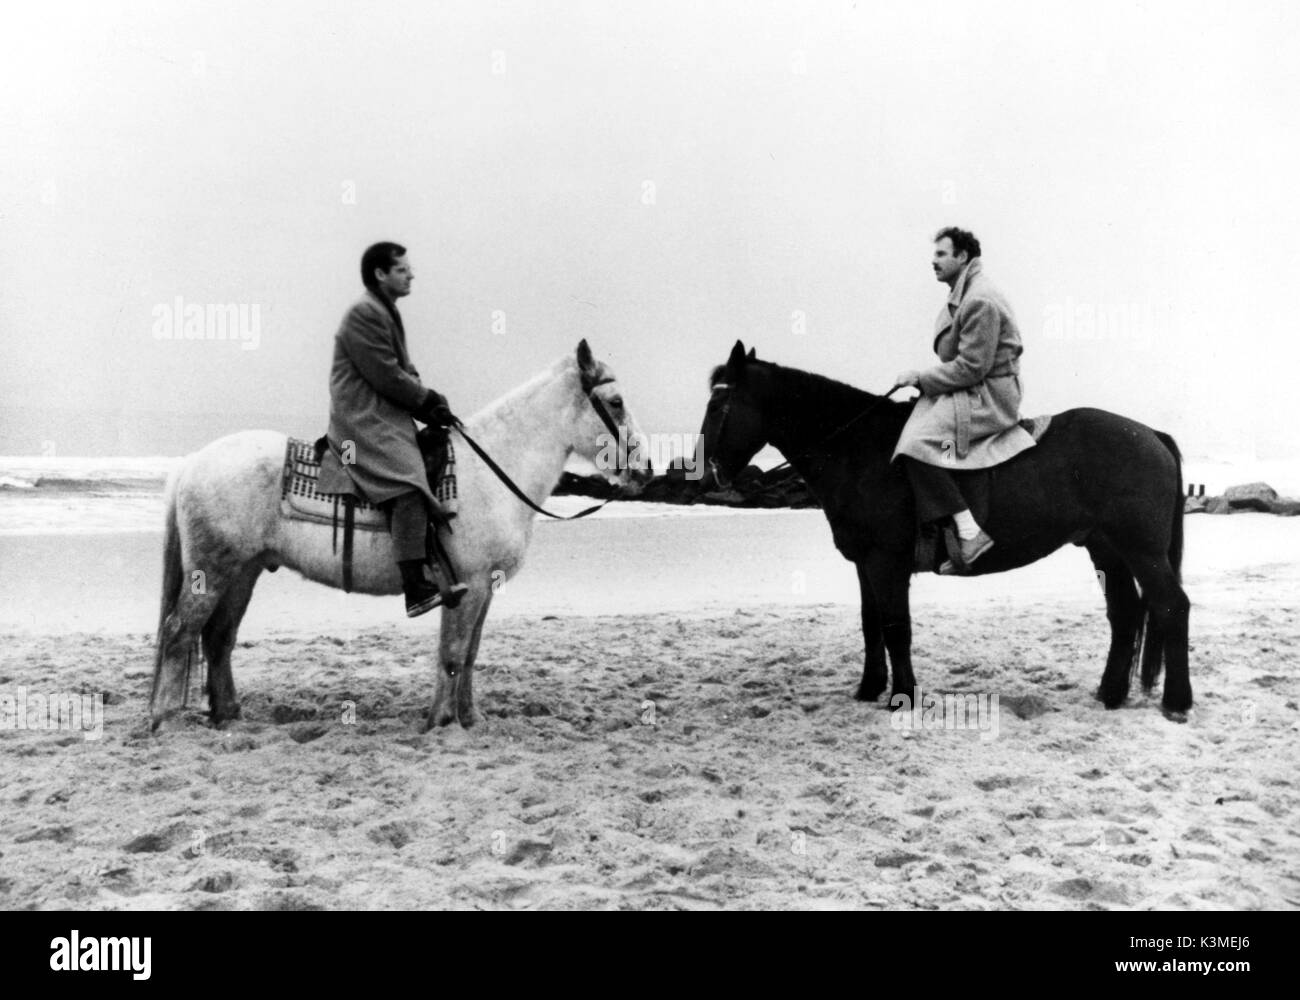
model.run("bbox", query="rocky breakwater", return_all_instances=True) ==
[1185,482,1300,516]
[559,471,1300,517]
[554,462,821,509]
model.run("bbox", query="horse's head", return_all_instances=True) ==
[570,339,654,495]
[699,339,765,490]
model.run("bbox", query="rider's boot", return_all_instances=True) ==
[398,559,441,617]
[938,526,995,575]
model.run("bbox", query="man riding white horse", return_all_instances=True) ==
[317,241,468,617]
[892,227,1036,574]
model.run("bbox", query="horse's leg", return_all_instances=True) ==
[1137,596,1164,693]
[152,587,222,729]
[1125,552,1192,719]
[425,582,490,731]
[854,561,888,702]
[452,589,495,726]
[861,550,915,706]
[1086,539,1141,709]
[202,564,262,725]
[153,537,248,729]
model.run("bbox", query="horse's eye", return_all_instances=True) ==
[609,396,623,409]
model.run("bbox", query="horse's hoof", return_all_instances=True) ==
[1161,706,1190,724]
[855,682,886,702]
[211,706,242,727]
[1095,686,1128,709]
[149,706,187,733]
[422,710,468,735]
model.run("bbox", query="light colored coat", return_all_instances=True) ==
[893,258,1035,470]
[318,290,437,508]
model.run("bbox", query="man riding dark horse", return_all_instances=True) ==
[317,241,468,617]
[892,227,1036,574]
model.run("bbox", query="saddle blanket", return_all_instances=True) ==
[279,436,459,530]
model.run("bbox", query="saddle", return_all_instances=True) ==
[279,427,459,590]
[913,415,1053,574]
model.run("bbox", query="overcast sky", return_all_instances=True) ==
[2,0,1297,458]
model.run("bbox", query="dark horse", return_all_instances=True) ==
[699,341,1190,721]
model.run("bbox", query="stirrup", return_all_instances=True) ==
[440,582,469,609]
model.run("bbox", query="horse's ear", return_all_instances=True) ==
[576,339,596,376]
[746,347,756,360]
[726,340,750,384]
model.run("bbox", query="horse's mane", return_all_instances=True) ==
[468,353,599,427]
[711,355,912,454]
[712,357,887,416]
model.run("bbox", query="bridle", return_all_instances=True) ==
[706,381,735,488]
[453,371,632,521]
[706,377,904,490]
[580,371,623,441]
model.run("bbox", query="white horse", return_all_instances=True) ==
[151,340,651,731]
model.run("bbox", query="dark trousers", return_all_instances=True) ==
[383,491,429,562]
[900,456,967,525]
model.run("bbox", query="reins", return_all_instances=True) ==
[451,374,626,521]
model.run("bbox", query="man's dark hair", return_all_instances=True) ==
[934,227,981,260]
[361,242,407,291]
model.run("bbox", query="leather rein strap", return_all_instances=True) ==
[331,494,357,592]
[453,375,624,522]
[711,381,904,491]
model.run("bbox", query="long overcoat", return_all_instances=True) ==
[892,258,1036,470]
[317,290,437,508]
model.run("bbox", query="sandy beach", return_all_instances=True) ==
[1,511,1298,910]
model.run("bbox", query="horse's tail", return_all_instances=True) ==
[153,469,183,677]
[1155,430,1184,583]
[1139,430,1184,691]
